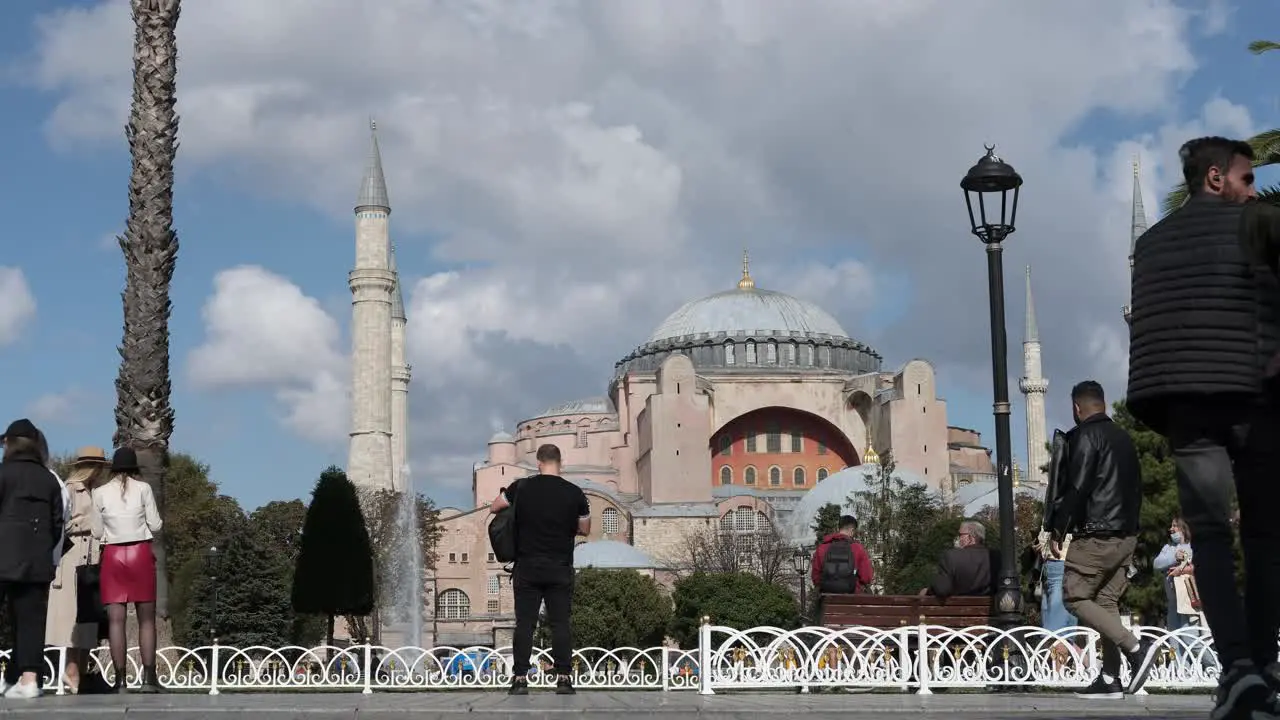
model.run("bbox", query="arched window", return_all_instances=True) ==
[766,341,777,365]
[817,467,829,482]
[718,435,732,455]
[719,466,733,485]
[744,466,757,485]
[790,430,803,453]
[745,433,757,453]
[437,589,471,620]
[725,341,735,365]
[602,507,621,535]
[769,466,782,487]
[793,467,806,486]
[745,341,757,364]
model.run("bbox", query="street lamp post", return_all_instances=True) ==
[206,545,220,641]
[789,547,810,621]
[960,145,1024,628]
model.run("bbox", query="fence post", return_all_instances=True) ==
[208,641,220,696]
[915,624,932,695]
[362,638,373,694]
[661,647,670,692]
[698,617,714,696]
[54,646,67,696]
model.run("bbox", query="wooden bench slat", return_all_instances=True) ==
[817,594,993,630]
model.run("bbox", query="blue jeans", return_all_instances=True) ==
[1040,559,1077,632]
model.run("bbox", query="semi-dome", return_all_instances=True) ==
[573,540,661,569]
[648,287,848,343]
[784,464,928,545]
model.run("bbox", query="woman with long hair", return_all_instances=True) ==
[0,419,64,699]
[46,447,111,693]
[89,448,163,693]
[1154,517,1196,631]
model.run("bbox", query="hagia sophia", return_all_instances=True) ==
[343,126,1149,647]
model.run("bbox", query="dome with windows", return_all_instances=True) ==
[784,464,928,545]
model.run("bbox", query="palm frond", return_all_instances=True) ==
[1259,184,1280,208]
[1247,128,1280,166]
[1247,40,1280,55]
[1163,183,1189,215]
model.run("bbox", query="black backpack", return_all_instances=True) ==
[819,537,859,593]
[487,478,525,565]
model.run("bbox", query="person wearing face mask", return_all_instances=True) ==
[1154,519,1196,634]
[918,520,998,599]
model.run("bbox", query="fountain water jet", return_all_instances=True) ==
[384,464,425,676]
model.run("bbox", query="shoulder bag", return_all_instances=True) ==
[76,537,107,625]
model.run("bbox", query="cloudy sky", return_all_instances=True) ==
[0,0,1273,512]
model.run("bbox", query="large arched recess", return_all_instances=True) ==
[708,407,859,490]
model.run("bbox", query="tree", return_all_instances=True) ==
[975,494,1044,561]
[358,487,442,639]
[292,467,375,647]
[811,503,842,544]
[669,571,799,648]
[183,520,294,648]
[114,0,183,623]
[566,569,671,649]
[675,515,793,586]
[250,500,325,645]
[850,454,961,593]
[1162,40,1280,213]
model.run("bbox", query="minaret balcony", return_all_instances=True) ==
[1019,378,1049,393]
[348,268,397,294]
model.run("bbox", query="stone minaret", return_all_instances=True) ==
[1019,266,1049,485]
[389,245,411,491]
[347,121,395,489]
[1123,155,1149,323]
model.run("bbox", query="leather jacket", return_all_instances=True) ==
[1044,413,1141,539]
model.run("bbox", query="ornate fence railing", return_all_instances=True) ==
[1,622,1219,694]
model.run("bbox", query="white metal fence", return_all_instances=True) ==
[2,622,1220,694]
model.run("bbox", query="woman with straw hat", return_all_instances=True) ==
[89,448,163,693]
[47,446,110,693]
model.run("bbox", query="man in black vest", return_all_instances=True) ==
[1128,136,1280,718]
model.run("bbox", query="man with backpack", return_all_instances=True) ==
[810,515,873,595]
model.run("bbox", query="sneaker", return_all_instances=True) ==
[508,676,529,696]
[2,681,41,700]
[1074,675,1123,699]
[1124,637,1158,694]
[555,675,576,695]
[1210,662,1273,720]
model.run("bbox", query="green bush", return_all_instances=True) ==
[669,571,799,648]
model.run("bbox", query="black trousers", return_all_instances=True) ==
[510,557,574,676]
[0,581,51,678]
[1167,399,1280,670]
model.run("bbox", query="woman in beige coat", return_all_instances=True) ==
[46,447,109,693]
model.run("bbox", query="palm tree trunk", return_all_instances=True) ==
[115,0,182,629]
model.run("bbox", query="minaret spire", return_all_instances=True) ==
[738,249,755,289]
[1024,265,1039,343]
[356,118,391,212]
[1019,265,1049,486]
[1124,154,1148,323]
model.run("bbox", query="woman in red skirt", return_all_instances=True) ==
[89,448,163,693]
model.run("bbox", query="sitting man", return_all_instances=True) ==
[920,520,997,598]
[810,515,874,594]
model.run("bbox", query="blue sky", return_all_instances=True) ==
[0,0,1274,511]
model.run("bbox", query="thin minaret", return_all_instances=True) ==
[347,120,395,489]
[1123,155,1149,323]
[390,244,411,491]
[1019,266,1049,486]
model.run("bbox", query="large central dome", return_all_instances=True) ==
[648,287,848,343]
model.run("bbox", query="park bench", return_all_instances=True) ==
[818,594,992,630]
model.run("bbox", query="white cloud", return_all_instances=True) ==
[187,265,348,442]
[29,0,1255,501]
[25,387,86,426]
[0,267,37,346]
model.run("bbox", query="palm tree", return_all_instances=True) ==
[114,0,181,620]
[1162,40,1280,213]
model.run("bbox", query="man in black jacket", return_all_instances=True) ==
[1046,382,1154,699]
[1128,136,1280,719]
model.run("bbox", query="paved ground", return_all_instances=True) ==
[0,691,1214,719]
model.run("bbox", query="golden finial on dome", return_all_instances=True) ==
[738,249,755,289]
[862,425,880,465]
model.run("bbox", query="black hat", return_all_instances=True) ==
[110,448,140,474]
[2,418,39,441]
